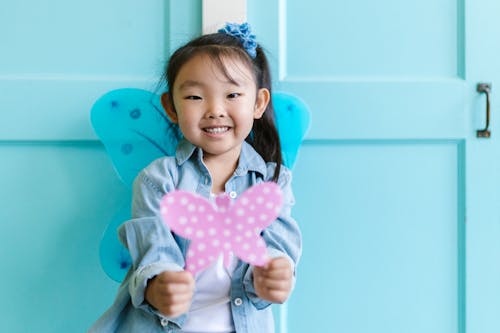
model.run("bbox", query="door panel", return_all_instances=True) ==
[466,0,500,332]
[0,0,200,332]
[286,0,459,77]
[0,143,129,332]
[0,0,200,140]
[290,142,464,332]
[249,0,468,332]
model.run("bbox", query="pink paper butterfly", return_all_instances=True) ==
[160,182,283,275]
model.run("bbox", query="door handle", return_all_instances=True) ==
[477,82,492,138]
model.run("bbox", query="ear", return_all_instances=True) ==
[254,88,270,119]
[160,93,178,123]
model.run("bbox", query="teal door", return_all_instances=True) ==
[247,0,500,332]
[1,1,500,332]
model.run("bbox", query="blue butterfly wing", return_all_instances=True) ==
[273,92,311,169]
[91,88,182,187]
[92,89,310,282]
[91,88,181,281]
[99,204,132,282]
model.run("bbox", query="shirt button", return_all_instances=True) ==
[229,191,237,199]
[234,297,243,306]
[160,318,169,327]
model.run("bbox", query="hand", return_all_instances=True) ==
[253,257,293,304]
[145,271,195,318]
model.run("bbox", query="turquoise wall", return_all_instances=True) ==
[0,143,129,331]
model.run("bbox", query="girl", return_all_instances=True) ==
[89,22,301,333]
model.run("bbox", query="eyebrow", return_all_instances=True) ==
[178,80,205,90]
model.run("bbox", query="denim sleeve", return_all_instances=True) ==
[243,167,302,310]
[117,166,187,327]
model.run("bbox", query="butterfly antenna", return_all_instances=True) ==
[130,129,170,156]
[150,100,183,141]
[150,102,170,123]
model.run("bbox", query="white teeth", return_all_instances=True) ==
[204,127,229,134]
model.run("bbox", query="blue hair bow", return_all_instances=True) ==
[218,22,257,58]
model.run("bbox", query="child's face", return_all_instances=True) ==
[166,53,269,162]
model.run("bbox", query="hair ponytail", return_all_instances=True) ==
[246,45,282,182]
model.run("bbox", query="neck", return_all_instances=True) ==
[203,150,240,194]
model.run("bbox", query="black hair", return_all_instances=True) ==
[164,32,282,182]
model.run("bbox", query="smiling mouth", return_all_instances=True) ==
[203,126,230,134]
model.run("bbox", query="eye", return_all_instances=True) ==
[227,93,241,99]
[185,95,202,100]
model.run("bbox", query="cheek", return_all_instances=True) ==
[236,113,257,131]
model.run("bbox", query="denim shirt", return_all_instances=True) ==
[88,139,302,333]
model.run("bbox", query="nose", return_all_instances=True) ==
[205,99,226,118]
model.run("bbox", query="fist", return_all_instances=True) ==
[145,271,195,317]
[253,257,293,304]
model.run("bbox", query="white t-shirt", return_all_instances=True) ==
[181,253,238,333]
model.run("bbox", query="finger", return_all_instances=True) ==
[165,290,194,305]
[257,277,292,291]
[159,271,194,284]
[264,267,292,280]
[264,290,289,304]
[163,282,195,295]
[254,266,292,281]
[159,302,190,318]
[255,258,290,275]
[267,257,291,270]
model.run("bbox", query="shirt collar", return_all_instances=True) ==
[175,139,267,176]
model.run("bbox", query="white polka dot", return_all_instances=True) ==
[236,224,243,230]
[248,254,257,261]
[180,197,188,205]
[197,243,206,251]
[188,204,196,212]
[257,239,265,247]
[198,205,206,212]
[208,228,217,236]
[245,230,252,238]
[259,214,268,221]
[179,216,187,225]
[208,255,215,261]
[236,208,245,216]
[275,207,281,214]
[247,217,255,224]
[241,198,249,205]
[190,216,198,223]
[243,243,250,250]
[225,218,232,225]
[160,206,168,214]
[235,236,242,243]
[207,215,214,221]
[224,242,231,249]
[249,205,256,211]
[256,197,264,204]
[263,187,271,194]
[188,264,196,271]
[188,250,195,257]
[266,202,274,209]
[223,230,231,237]
[198,259,205,266]
[167,196,175,204]
[196,230,205,238]
[185,227,193,235]
[212,239,220,247]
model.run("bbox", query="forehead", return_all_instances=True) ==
[174,53,255,89]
